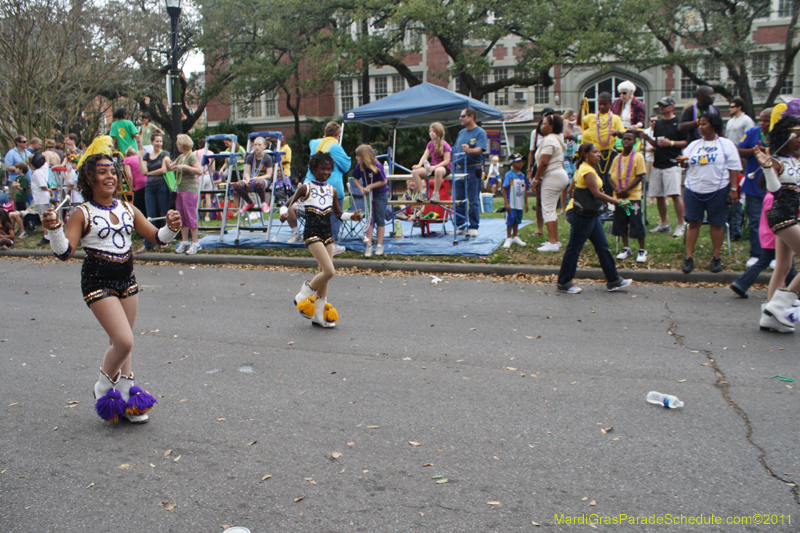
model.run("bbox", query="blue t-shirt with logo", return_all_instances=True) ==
[453,126,488,171]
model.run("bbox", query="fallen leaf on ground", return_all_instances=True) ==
[486,501,500,506]
[590,500,596,506]
[422,463,433,467]
[294,497,303,503]
[159,501,169,507]
[118,464,131,470]
[173,455,181,462]
[409,441,421,446]
[85,483,94,489]
[601,427,613,434]
[525,336,534,339]
[505,367,517,371]
[347,442,355,446]
[8,403,19,406]
[247,440,257,446]
[435,478,449,484]
[288,342,295,345]
[164,450,172,457]
[367,425,380,429]
[261,474,272,481]
[581,497,588,501]
[216,418,226,421]
[165,503,176,511]
[677,379,687,383]
[303,477,317,485]
[332,452,343,459]
[431,475,443,479]
[532,521,540,526]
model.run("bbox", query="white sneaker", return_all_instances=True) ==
[616,247,632,260]
[768,259,776,270]
[672,224,685,238]
[537,242,561,252]
[558,285,582,294]
[636,249,648,263]
[174,241,190,254]
[375,244,384,256]
[468,229,479,237]
[747,257,760,268]
[287,232,302,244]
[430,192,440,203]
[650,223,670,233]
[332,244,346,256]
[512,236,526,246]
[503,237,513,248]
[607,278,633,292]
[186,242,201,255]
[365,244,373,258]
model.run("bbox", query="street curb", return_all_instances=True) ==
[1,248,772,285]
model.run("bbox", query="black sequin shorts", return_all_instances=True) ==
[768,187,800,233]
[81,254,139,306]
[303,212,334,246]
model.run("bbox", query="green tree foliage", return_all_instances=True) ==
[644,0,800,115]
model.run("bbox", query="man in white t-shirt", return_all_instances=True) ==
[724,97,754,144]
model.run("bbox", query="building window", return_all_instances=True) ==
[582,76,645,113]
[704,58,721,84]
[780,72,795,95]
[341,79,355,112]
[778,0,793,17]
[680,61,698,99]
[392,75,405,94]
[751,53,772,80]
[251,99,262,118]
[375,76,388,99]
[264,94,277,117]
[494,68,509,106]
[479,74,490,103]
[534,85,549,104]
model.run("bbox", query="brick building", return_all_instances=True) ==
[206,5,798,149]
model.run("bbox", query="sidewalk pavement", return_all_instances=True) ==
[0,248,771,285]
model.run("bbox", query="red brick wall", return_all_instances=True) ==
[493,45,507,61]
[665,66,675,94]
[753,25,792,44]
[426,37,450,86]
[403,52,423,68]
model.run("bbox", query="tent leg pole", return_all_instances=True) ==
[501,121,510,158]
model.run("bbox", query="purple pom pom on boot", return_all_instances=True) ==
[95,388,126,422]
[126,385,157,415]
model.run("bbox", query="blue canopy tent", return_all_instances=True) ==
[342,82,510,159]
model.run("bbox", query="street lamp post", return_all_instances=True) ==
[165,0,182,157]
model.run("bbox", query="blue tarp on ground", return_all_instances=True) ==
[343,82,504,130]
[197,218,530,257]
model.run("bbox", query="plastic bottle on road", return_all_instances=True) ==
[646,391,684,408]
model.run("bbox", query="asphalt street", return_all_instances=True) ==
[0,257,798,532]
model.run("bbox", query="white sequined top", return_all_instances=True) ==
[302,181,336,216]
[76,199,135,262]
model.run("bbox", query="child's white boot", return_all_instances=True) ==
[764,289,798,328]
[311,296,337,328]
[759,303,795,333]
[117,373,157,423]
[295,281,317,319]
[93,369,126,422]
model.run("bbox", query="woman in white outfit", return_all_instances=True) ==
[532,114,570,252]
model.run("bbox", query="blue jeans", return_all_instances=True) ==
[744,195,764,259]
[558,213,621,288]
[732,248,796,295]
[144,179,171,248]
[454,166,482,230]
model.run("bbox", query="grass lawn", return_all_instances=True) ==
[9,194,754,272]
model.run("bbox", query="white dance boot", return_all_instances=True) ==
[759,303,795,333]
[763,290,799,328]
[311,296,337,328]
[93,369,126,422]
[295,281,317,319]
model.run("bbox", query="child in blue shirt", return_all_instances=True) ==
[501,153,529,248]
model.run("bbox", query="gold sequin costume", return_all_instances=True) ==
[302,181,336,246]
[77,199,139,306]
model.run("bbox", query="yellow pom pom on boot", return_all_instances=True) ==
[312,297,336,328]
[297,295,316,319]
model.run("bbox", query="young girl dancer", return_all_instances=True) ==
[41,136,182,423]
[352,144,388,257]
[280,152,361,328]
[755,115,800,331]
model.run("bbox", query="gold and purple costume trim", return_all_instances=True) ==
[84,247,132,263]
[768,186,800,234]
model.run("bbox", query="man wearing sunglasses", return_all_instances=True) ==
[610,80,646,130]
[453,108,488,237]
[724,97,754,145]
[4,136,33,185]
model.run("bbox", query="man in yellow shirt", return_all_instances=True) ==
[610,130,647,262]
[581,92,625,194]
